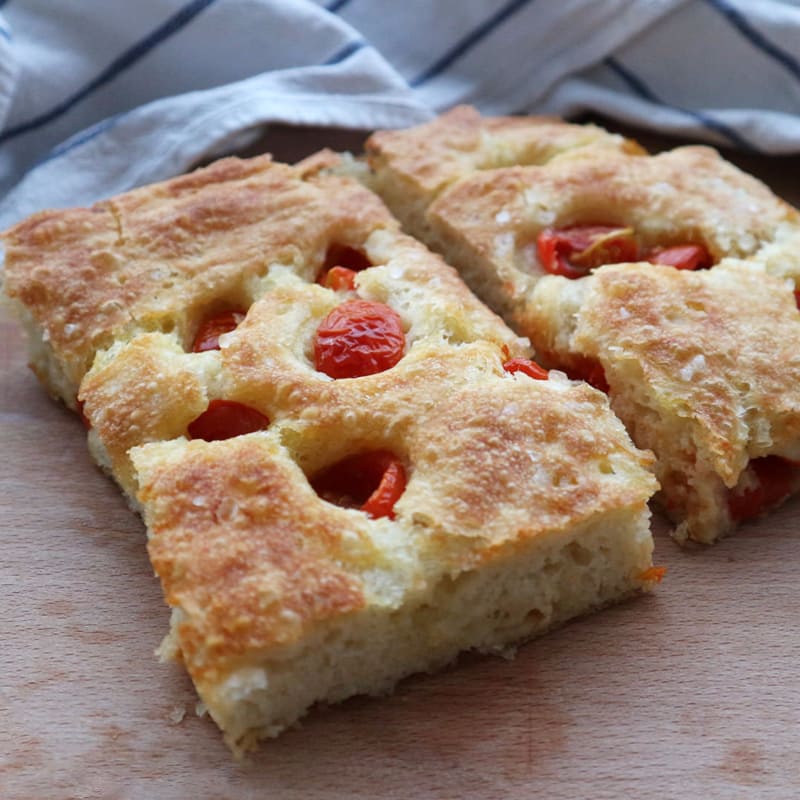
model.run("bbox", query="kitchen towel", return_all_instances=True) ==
[1,0,799,228]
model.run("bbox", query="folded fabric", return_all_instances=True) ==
[0,0,798,229]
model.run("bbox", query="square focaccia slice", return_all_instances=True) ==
[2,151,660,749]
[130,335,658,752]
[528,261,800,543]
[363,104,644,246]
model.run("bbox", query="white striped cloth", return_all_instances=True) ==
[1,0,799,229]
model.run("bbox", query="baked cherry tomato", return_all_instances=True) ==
[321,266,357,291]
[647,244,712,271]
[536,225,638,279]
[564,356,609,393]
[192,309,246,353]
[728,456,796,522]
[314,299,405,379]
[187,399,269,441]
[316,243,371,289]
[311,451,406,519]
[794,288,800,309]
[639,566,667,584]
[76,398,91,430]
[503,358,549,380]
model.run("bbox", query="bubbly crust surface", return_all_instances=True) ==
[134,350,656,686]
[366,104,642,198]
[527,262,800,541]
[427,146,799,321]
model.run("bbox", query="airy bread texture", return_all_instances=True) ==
[1,151,660,750]
[363,107,800,543]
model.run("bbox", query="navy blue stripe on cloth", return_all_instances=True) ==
[605,56,757,152]
[325,0,354,12]
[705,0,800,80]
[409,0,536,88]
[323,39,366,66]
[0,0,219,145]
[33,113,128,170]
[26,38,367,174]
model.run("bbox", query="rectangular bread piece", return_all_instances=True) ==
[1,151,660,750]
[364,107,800,543]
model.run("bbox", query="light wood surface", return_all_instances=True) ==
[2,127,800,800]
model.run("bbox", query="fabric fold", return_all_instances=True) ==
[1,0,799,227]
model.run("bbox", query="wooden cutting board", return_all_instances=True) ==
[2,127,800,800]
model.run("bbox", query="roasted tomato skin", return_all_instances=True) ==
[192,309,246,353]
[317,243,371,287]
[727,456,797,522]
[322,266,357,291]
[187,399,269,442]
[537,225,638,279]
[647,244,712,271]
[314,299,405,379]
[311,451,406,520]
[503,358,549,380]
[563,356,609,393]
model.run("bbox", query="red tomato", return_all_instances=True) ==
[192,309,246,353]
[647,244,712,270]
[76,398,91,430]
[322,266,357,291]
[536,225,639,279]
[728,456,796,522]
[187,399,269,441]
[503,358,549,380]
[794,288,800,309]
[564,356,609,393]
[311,451,406,519]
[314,299,405,379]
[317,243,371,288]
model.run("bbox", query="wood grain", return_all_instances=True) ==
[2,127,800,800]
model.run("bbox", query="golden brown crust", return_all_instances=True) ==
[527,262,800,540]
[1,154,394,399]
[366,104,642,199]
[132,342,655,686]
[135,434,370,686]
[427,145,800,320]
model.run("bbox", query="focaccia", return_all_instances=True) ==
[364,108,800,543]
[1,152,659,751]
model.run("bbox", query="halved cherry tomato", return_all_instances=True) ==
[316,243,371,289]
[564,356,609,393]
[322,266,357,291]
[794,288,800,309]
[537,225,639,279]
[503,358,549,380]
[311,451,406,519]
[647,244,712,271]
[728,456,796,522]
[187,399,269,441]
[314,299,405,379]
[192,309,246,353]
[639,565,667,584]
[76,398,91,430]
